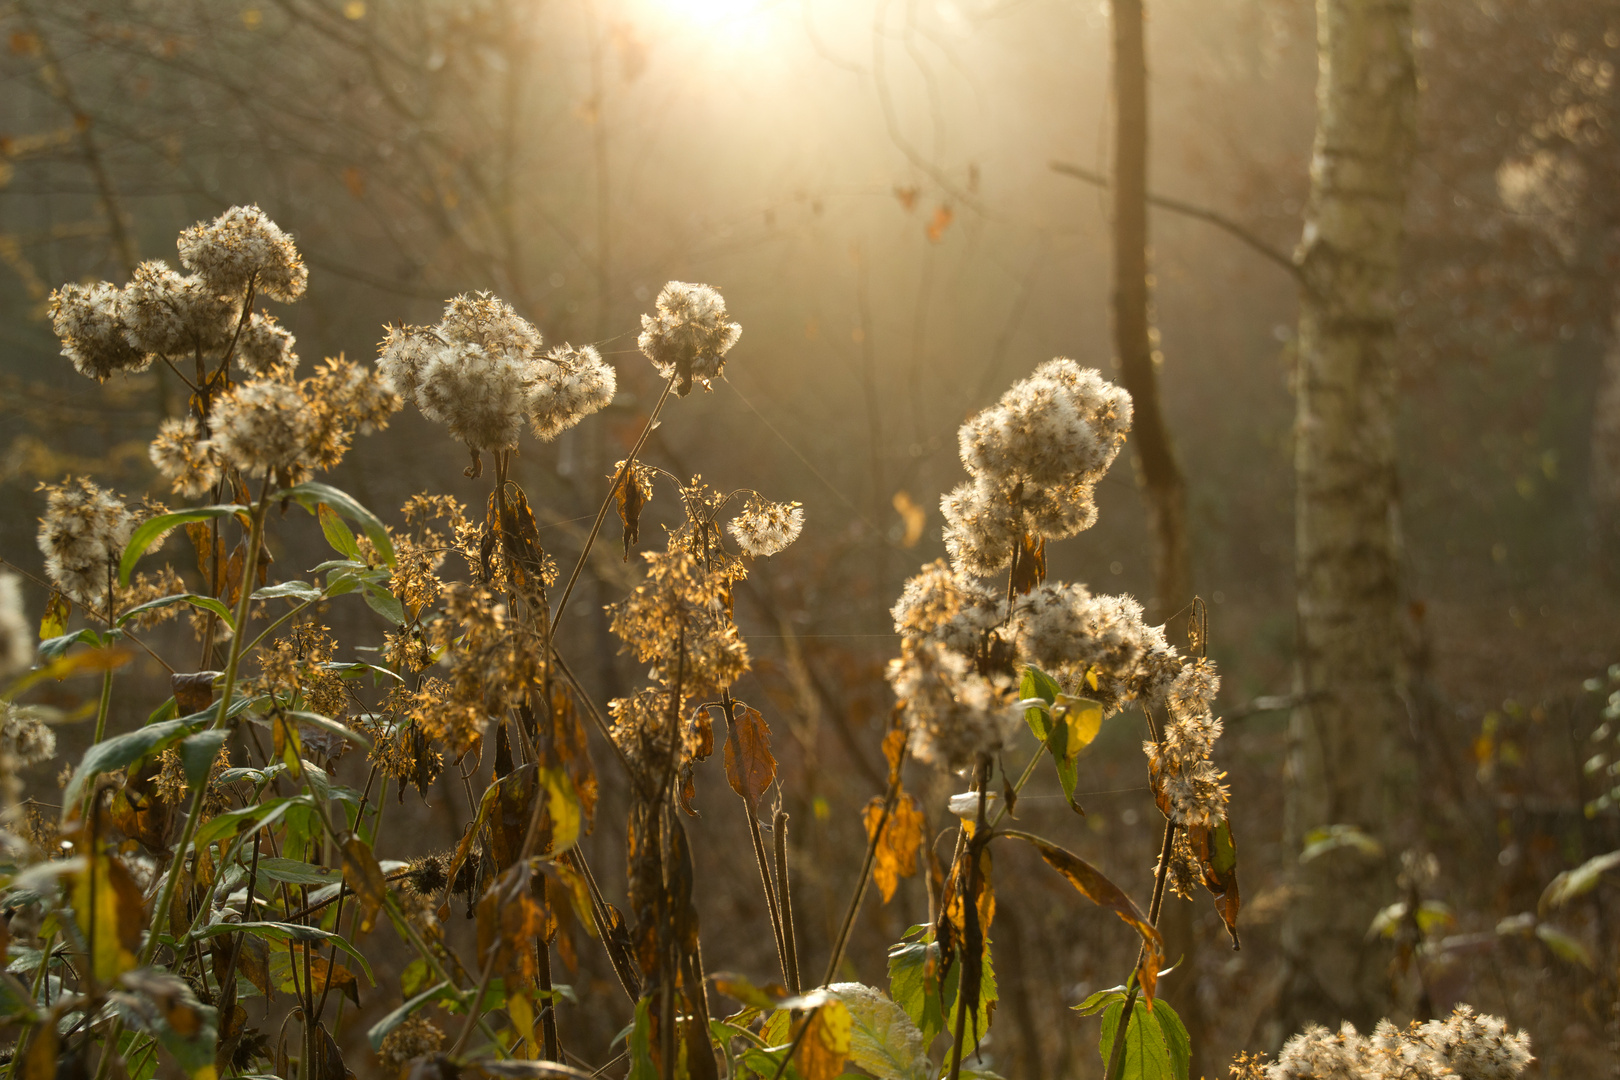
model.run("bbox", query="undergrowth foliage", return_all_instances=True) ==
[0,207,1533,1080]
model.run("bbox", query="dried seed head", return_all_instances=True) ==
[439,291,542,356]
[122,260,237,357]
[177,204,308,303]
[0,573,33,680]
[234,312,298,374]
[891,560,1005,656]
[376,324,442,400]
[48,282,149,380]
[149,416,223,499]
[727,496,804,558]
[530,343,617,440]
[887,637,1018,772]
[207,374,318,476]
[638,281,742,396]
[36,478,138,607]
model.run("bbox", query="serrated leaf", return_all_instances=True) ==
[886,937,944,1044]
[827,983,929,1080]
[1098,997,1184,1080]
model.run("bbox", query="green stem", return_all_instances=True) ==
[1102,818,1176,1080]
[95,479,272,1080]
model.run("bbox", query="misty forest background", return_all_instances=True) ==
[1,0,1618,1076]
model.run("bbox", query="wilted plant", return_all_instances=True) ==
[0,202,1528,1080]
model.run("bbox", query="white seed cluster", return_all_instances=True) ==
[207,377,319,476]
[727,496,804,558]
[177,203,308,303]
[378,293,617,451]
[47,205,308,383]
[942,359,1132,577]
[1270,1007,1532,1080]
[1145,660,1228,828]
[0,573,33,680]
[36,478,138,608]
[886,638,1020,771]
[637,281,742,397]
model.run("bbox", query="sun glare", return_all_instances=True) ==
[653,0,767,27]
[642,0,785,49]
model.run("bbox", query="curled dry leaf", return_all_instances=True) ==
[864,792,925,904]
[723,704,776,811]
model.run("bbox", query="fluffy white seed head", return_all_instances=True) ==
[48,282,149,380]
[887,638,1019,772]
[376,324,444,400]
[638,281,742,396]
[891,560,1007,655]
[415,343,536,452]
[177,204,308,303]
[727,496,804,557]
[234,312,298,374]
[530,344,617,440]
[0,706,55,768]
[208,377,318,476]
[940,481,1021,578]
[1267,1008,1532,1080]
[122,260,236,357]
[0,573,33,680]
[36,478,137,607]
[150,416,223,499]
[439,292,542,357]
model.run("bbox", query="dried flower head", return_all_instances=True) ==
[207,373,318,477]
[36,478,137,607]
[727,496,804,557]
[439,291,542,356]
[530,344,617,440]
[887,637,1019,772]
[121,260,236,358]
[609,544,750,700]
[48,282,149,380]
[0,573,33,680]
[149,416,223,499]
[177,204,308,303]
[1266,1007,1532,1080]
[376,1016,445,1073]
[1,706,55,768]
[416,343,535,452]
[891,560,1005,656]
[234,312,298,374]
[638,281,742,396]
[376,324,441,400]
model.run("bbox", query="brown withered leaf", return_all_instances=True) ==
[312,1021,352,1080]
[340,836,387,935]
[22,1010,57,1080]
[1009,533,1046,596]
[723,705,776,811]
[279,947,359,1006]
[547,686,597,828]
[184,521,215,581]
[1010,832,1164,1004]
[1187,818,1241,948]
[678,763,700,818]
[475,861,550,986]
[689,705,714,762]
[494,722,514,780]
[615,461,650,561]
[792,998,853,1080]
[487,765,540,872]
[863,792,924,903]
[110,759,174,852]
[881,726,906,786]
[171,671,219,716]
[495,485,549,599]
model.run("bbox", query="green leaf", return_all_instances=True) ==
[367,981,454,1050]
[1300,824,1383,863]
[191,796,298,849]
[828,983,929,1080]
[317,503,362,560]
[628,995,656,1080]
[178,728,229,788]
[279,482,395,567]
[38,628,114,661]
[942,937,997,1047]
[189,921,374,984]
[1074,989,1127,1017]
[886,936,945,1044]
[119,505,246,586]
[116,594,235,632]
[252,581,323,603]
[362,583,406,625]
[1097,997,1184,1080]
[252,857,340,887]
[1539,849,1620,914]
[1019,667,1062,741]
[282,710,373,750]
[64,715,210,807]
[1534,923,1595,969]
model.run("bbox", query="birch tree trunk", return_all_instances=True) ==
[1281,0,1417,1030]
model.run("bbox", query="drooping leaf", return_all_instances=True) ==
[1019,667,1063,740]
[113,968,220,1079]
[827,983,929,1080]
[1186,818,1241,947]
[1539,849,1620,914]
[120,505,246,586]
[791,997,852,1080]
[278,482,395,567]
[1046,695,1103,813]
[628,995,657,1080]
[539,764,583,856]
[1005,831,1163,1004]
[189,922,374,985]
[316,503,362,561]
[1096,995,1189,1080]
[38,590,70,640]
[340,836,388,935]
[886,936,946,1044]
[1299,824,1383,863]
[179,728,229,789]
[1534,922,1595,969]
[864,792,924,904]
[116,594,235,632]
[724,705,777,810]
[70,851,145,983]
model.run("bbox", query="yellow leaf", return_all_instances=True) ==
[539,765,581,856]
[793,999,852,1080]
[70,852,142,983]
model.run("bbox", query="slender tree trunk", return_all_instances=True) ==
[1281,0,1417,1032]
[1591,298,1620,581]
[1108,4,1202,1072]
[1109,0,1192,634]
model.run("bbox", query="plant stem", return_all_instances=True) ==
[773,808,800,995]
[946,757,991,1080]
[94,477,272,1080]
[549,374,676,632]
[1102,818,1177,1080]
